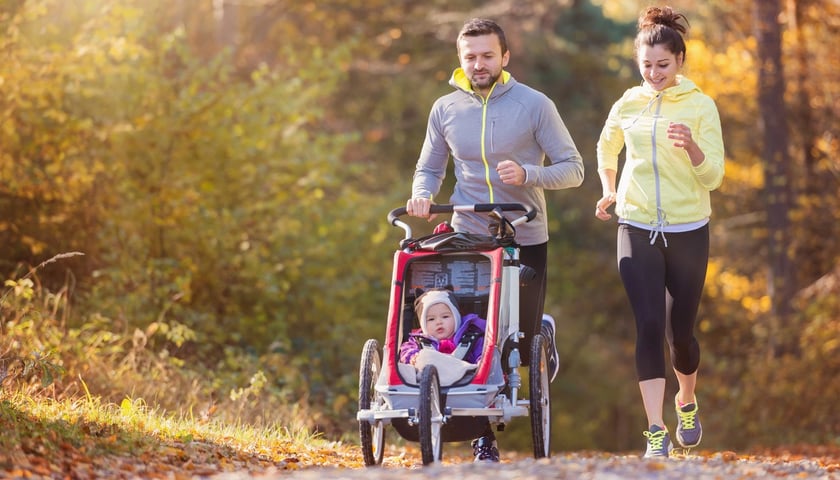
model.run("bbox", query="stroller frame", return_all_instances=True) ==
[357,203,551,466]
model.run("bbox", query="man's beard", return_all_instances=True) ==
[470,70,500,91]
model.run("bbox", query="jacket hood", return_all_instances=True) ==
[638,75,700,99]
[449,67,513,97]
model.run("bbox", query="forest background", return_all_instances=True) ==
[1,0,838,453]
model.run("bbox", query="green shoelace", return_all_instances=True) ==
[644,429,667,451]
[678,404,698,429]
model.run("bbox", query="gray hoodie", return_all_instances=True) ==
[412,68,584,246]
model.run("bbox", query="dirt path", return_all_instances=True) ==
[213,448,840,480]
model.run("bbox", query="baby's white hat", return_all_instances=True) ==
[414,289,461,335]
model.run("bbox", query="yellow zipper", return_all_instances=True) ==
[479,83,497,203]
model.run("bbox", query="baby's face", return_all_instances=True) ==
[425,303,457,340]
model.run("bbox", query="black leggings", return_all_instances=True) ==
[617,224,708,381]
[518,242,547,366]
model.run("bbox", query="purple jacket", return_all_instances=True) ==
[399,313,486,365]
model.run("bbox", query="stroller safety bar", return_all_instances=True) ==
[357,402,531,424]
[388,203,537,240]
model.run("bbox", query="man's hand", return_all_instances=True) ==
[406,197,437,221]
[497,160,525,185]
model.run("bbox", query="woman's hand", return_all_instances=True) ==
[668,122,705,166]
[595,193,616,221]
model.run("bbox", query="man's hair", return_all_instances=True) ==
[457,18,508,55]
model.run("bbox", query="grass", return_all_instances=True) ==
[0,252,379,476]
[0,252,426,476]
[0,387,369,477]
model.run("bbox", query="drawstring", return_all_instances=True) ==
[649,207,669,247]
[649,93,668,247]
[622,95,659,132]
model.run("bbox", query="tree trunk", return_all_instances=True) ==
[754,0,795,352]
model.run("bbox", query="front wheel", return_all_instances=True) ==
[418,364,443,465]
[529,333,551,458]
[359,339,385,466]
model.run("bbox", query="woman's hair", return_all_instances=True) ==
[634,6,690,61]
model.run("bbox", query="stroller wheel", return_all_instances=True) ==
[529,333,552,458]
[358,339,385,466]
[418,364,443,465]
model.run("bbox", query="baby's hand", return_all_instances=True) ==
[439,339,456,354]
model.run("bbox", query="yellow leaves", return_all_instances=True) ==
[108,36,128,62]
[143,320,198,349]
[43,108,68,124]
[120,396,146,418]
[229,371,268,402]
[741,295,771,315]
[724,161,765,189]
[21,0,48,21]
[821,338,840,356]
[706,260,770,320]
[4,278,35,300]
[718,270,753,302]
[800,315,840,360]
[687,38,756,104]
[120,398,133,417]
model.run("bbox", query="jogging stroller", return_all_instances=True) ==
[356,203,552,465]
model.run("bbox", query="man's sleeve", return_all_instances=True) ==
[412,102,450,199]
[525,96,584,190]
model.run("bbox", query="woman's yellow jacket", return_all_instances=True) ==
[597,76,725,228]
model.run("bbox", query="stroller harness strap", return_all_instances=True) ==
[419,329,482,361]
[452,330,482,359]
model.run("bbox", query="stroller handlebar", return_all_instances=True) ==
[387,203,537,240]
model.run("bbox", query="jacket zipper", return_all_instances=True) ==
[650,93,669,246]
[479,85,497,203]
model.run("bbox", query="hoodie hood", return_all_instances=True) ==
[450,67,512,97]
[639,75,699,99]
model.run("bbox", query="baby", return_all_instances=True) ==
[399,288,486,366]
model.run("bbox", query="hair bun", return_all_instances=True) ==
[638,6,688,35]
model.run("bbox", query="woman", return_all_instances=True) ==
[595,6,725,458]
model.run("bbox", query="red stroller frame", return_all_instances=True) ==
[357,203,551,466]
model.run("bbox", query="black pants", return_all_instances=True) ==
[617,224,708,381]
[475,242,547,441]
[518,242,547,366]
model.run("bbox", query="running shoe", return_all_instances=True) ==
[675,394,703,448]
[643,425,672,458]
[471,436,500,462]
[541,314,559,382]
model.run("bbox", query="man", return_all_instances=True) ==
[406,18,584,461]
